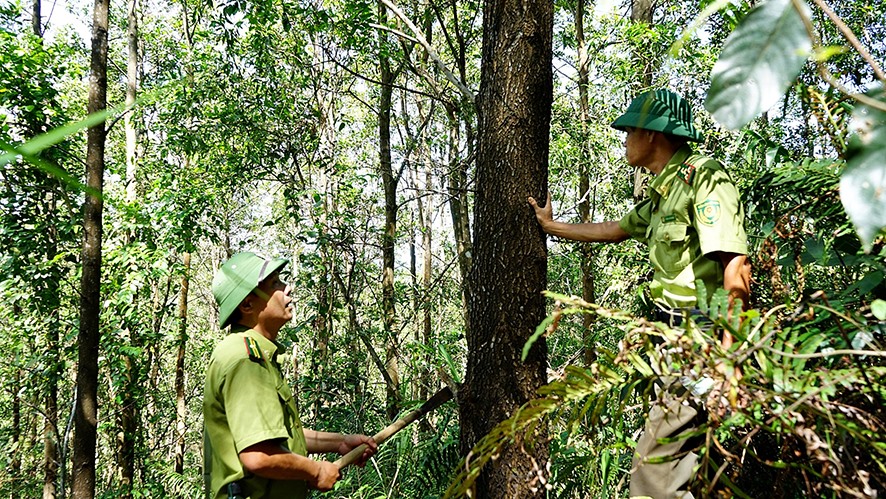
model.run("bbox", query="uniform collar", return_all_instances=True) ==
[648,145,693,199]
[231,324,282,362]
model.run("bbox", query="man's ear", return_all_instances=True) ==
[646,130,658,143]
[238,294,255,315]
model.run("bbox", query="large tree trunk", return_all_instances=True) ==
[378,0,401,421]
[72,0,109,495]
[458,0,552,494]
[576,0,597,365]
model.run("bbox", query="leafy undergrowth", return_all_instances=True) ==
[446,291,886,498]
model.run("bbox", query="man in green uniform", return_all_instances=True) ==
[204,252,377,499]
[529,89,751,498]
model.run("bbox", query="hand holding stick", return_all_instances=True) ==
[334,387,454,469]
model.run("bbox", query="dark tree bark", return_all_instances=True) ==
[72,0,109,495]
[458,0,553,494]
[31,0,41,37]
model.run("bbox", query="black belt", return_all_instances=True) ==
[652,307,711,328]
[227,482,246,499]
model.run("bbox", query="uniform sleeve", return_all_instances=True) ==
[223,359,290,453]
[619,198,653,244]
[692,165,748,257]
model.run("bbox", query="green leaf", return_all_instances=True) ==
[840,90,886,251]
[523,315,554,362]
[872,299,886,321]
[705,0,812,129]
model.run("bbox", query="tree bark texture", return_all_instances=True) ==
[379,0,401,422]
[459,0,552,494]
[73,0,108,495]
[31,0,41,37]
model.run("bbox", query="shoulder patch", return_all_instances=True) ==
[695,199,722,226]
[244,336,264,362]
[677,161,697,185]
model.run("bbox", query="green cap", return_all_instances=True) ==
[611,89,704,142]
[212,252,289,328]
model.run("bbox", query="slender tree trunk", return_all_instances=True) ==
[72,0,109,495]
[576,0,597,365]
[12,337,22,499]
[378,0,401,421]
[630,0,654,203]
[44,307,60,499]
[31,0,41,37]
[30,1,62,495]
[439,0,474,329]
[421,164,432,397]
[459,0,552,493]
[445,105,473,331]
[125,0,139,200]
[173,252,190,474]
[117,2,141,491]
[418,161,434,434]
[311,170,332,420]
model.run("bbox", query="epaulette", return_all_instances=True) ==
[244,336,264,362]
[677,160,697,186]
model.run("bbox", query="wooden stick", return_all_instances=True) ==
[334,386,454,469]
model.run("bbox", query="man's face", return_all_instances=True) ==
[624,126,653,168]
[253,271,293,327]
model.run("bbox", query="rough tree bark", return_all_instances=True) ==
[458,0,553,494]
[72,0,109,494]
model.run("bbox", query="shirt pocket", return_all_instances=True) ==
[275,378,301,438]
[651,223,691,274]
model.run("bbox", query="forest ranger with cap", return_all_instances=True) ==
[529,89,751,498]
[203,252,377,499]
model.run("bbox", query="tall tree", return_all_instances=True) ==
[378,0,403,421]
[173,251,190,474]
[630,0,654,202]
[575,0,598,365]
[116,0,141,492]
[72,0,109,495]
[458,0,553,494]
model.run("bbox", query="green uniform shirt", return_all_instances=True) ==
[618,145,748,308]
[203,326,308,499]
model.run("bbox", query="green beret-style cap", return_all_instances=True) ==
[611,89,704,142]
[212,252,288,328]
